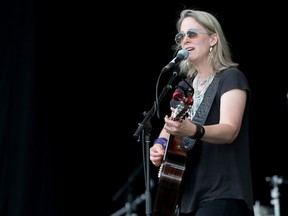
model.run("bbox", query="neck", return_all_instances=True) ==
[195,73,213,91]
[197,72,212,83]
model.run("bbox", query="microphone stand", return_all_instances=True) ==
[133,71,180,216]
[112,163,143,203]
[110,193,146,216]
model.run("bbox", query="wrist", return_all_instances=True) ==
[189,123,205,140]
[154,137,168,149]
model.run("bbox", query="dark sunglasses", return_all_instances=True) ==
[175,29,208,45]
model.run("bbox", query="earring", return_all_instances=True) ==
[209,46,213,53]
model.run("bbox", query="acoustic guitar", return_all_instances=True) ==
[153,88,193,216]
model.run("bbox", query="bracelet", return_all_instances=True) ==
[190,123,205,140]
[154,137,168,149]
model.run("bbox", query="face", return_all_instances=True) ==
[176,17,216,64]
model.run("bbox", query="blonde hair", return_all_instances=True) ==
[175,9,238,77]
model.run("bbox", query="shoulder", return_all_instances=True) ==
[219,67,245,80]
[218,67,251,96]
[218,67,248,85]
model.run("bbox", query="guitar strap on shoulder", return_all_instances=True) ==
[180,71,223,151]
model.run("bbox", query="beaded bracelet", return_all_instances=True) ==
[189,123,205,140]
[154,137,168,149]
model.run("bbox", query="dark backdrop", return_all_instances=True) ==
[0,0,287,216]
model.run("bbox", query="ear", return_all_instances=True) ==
[210,33,218,47]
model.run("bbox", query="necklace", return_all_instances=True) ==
[198,79,208,86]
[191,73,214,117]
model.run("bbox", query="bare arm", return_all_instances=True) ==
[150,88,247,166]
[201,89,247,143]
[163,89,247,144]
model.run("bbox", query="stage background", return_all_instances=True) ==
[0,0,287,216]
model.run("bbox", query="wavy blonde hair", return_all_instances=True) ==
[174,9,238,77]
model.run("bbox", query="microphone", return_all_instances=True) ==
[162,49,189,72]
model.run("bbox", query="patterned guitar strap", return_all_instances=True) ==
[180,71,223,151]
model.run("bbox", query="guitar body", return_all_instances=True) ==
[153,88,194,216]
[153,134,188,216]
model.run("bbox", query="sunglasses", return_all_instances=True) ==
[175,29,208,45]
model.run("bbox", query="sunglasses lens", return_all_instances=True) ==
[175,32,184,44]
[175,29,198,44]
[187,29,198,38]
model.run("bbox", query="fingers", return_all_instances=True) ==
[150,157,163,167]
[150,145,164,156]
[150,145,164,167]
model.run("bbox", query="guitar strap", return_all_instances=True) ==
[180,71,223,151]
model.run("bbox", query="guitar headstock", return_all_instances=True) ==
[172,88,193,122]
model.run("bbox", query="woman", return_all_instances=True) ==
[150,9,254,216]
